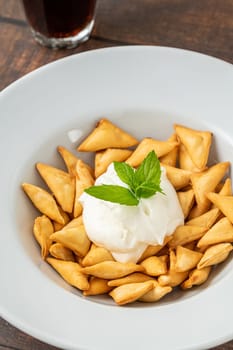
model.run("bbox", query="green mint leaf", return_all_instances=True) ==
[135,182,163,198]
[85,185,139,206]
[85,150,164,206]
[114,161,135,188]
[134,150,161,187]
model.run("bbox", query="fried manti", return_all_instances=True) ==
[174,246,202,272]
[77,118,138,152]
[36,163,75,213]
[57,146,79,176]
[138,236,172,262]
[50,218,91,257]
[126,137,179,167]
[33,215,54,259]
[108,272,153,287]
[181,266,211,289]
[158,270,189,287]
[169,249,177,271]
[109,281,154,305]
[81,243,114,267]
[161,163,191,190]
[177,189,195,218]
[186,207,220,229]
[95,148,133,178]
[174,124,212,170]
[49,243,75,262]
[83,277,112,296]
[47,257,89,290]
[197,243,233,269]
[218,178,232,196]
[188,204,213,219]
[80,261,144,279]
[139,280,172,302]
[140,255,168,276]
[197,217,233,248]
[22,183,65,224]
[179,144,204,172]
[73,159,94,218]
[53,209,70,231]
[207,193,233,224]
[169,225,208,248]
[190,162,230,213]
[159,134,179,167]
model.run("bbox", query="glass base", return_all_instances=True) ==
[31,19,95,49]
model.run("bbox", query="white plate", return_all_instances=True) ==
[0,46,233,350]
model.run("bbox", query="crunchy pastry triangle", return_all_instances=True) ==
[109,281,154,305]
[197,217,233,248]
[80,261,144,279]
[36,163,75,213]
[174,246,202,272]
[169,249,177,271]
[218,178,232,196]
[187,204,209,219]
[53,208,70,231]
[77,118,138,152]
[73,159,94,218]
[179,144,205,172]
[50,218,91,257]
[126,138,179,167]
[159,134,179,167]
[158,270,189,287]
[49,243,75,262]
[161,163,191,190]
[174,124,212,169]
[140,255,168,276]
[81,243,114,267]
[177,189,195,218]
[47,257,89,290]
[190,162,230,212]
[33,215,54,259]
[207,192,233,224]
[57,146,79,176]
[169,225,208,248]
[181,266,211,289]
[139,280,172,302]
[83,277,112,296]
[58,146,94,177]
[186,207,220,229]
[197,243,233,269]
[22,183,65,224]
[108,272,153,287]
[95,148,133,178]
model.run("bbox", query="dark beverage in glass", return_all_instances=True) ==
[22,0,97,49]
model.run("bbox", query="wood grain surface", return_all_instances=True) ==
[0,0,232,349]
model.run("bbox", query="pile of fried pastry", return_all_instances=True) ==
[22,119,233,305]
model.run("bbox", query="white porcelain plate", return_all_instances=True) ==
[0,46,233,350]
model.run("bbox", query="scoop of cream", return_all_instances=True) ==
[80,163,184,263]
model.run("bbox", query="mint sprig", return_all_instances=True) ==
[84,150,163,206]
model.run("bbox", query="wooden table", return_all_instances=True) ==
[0,0,232,349]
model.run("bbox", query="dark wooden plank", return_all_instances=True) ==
[0,0,24,21]
[0,21,120,91]
[93,0,233,64]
